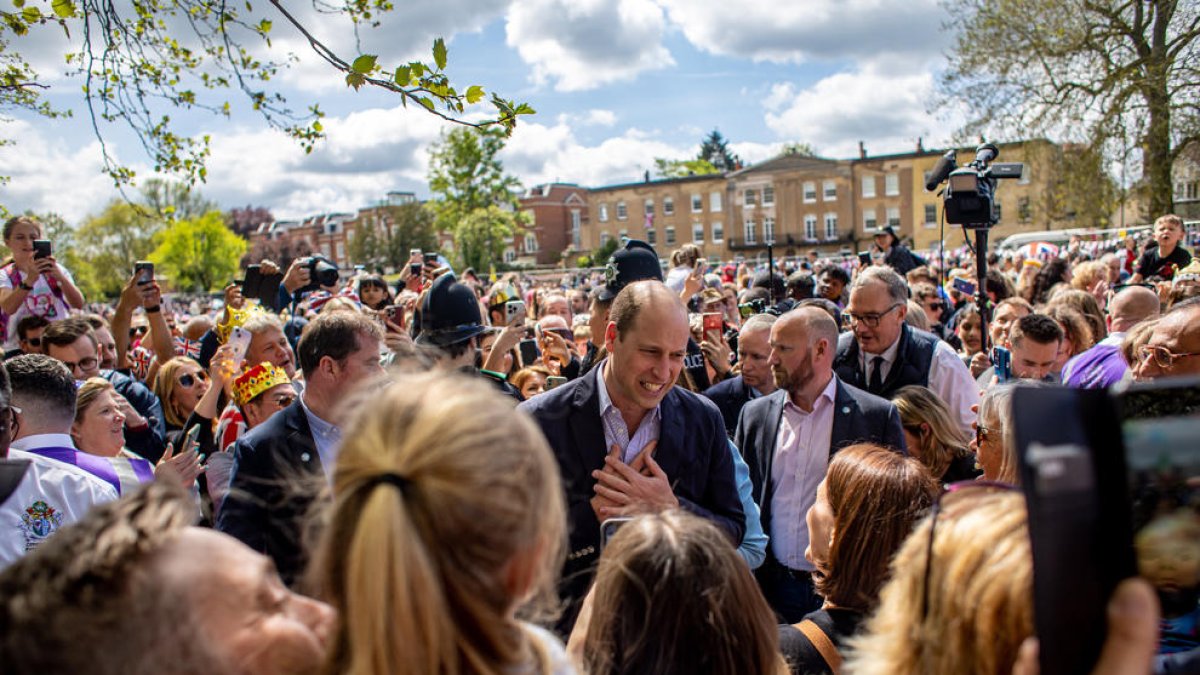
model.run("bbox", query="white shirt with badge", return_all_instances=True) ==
[0,449,118,568]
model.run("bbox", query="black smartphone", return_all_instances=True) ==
[424,252,438,265]
[242,264,262,298]
[518,338,540,367]
[134,261,154,285]
[32,240,51,260]
[409,262,422,276]
[857,251,871,267]
[1013,378,1200,675]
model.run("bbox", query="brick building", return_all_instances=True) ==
[516,183,588,265]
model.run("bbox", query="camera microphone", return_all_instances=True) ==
[974,143,999,164]
[925,150,957,192]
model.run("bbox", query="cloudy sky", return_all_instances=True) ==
[2,0,967,225]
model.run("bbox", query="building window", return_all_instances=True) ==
[861,176,876,198]
[647,228,657,245]
[504,248,516,263]
[644,198,654,217]
[692,223,704,243]
[1018,165,1030,185]
[763,185,775,206]
[600,232,611,247]
[599,203,609,222]
[616,201,628,221]
[619,229,629,241]
[824,213,838,239]
[823,180,837,200]
[571,210,582,248]
[710,191,722,212]
[763,217,776,243]
[744,220,757,245]
[924,203,937,226]
[885,173,900,196]
[994,203,1003,221]
[744,189,757,208]
[691,194,703,213]
[665,226,676,245]
[1018,197,1031,223]
[864,209,877,231]
[803,182,817,203]
[804,214,817,240]
[524,233,539,253]
[887,207,901,227]
[712,222,724,243]
[663,196,675,215]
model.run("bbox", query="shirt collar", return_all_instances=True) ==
[10,433,77,451]
[862,326,903,367]
[783,373,837,414]
[597,358,662,420]
[299,394,339,441]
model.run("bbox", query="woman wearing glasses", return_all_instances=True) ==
[152,357,212,438]
[968,384,1022,485]
[779,444,938,675]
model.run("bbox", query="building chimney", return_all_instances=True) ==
[917,137,925,153]
[858,141,866,159]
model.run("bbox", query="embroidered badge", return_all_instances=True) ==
[19,500,63,552]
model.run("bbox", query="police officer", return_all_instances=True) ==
[415,273,522,400]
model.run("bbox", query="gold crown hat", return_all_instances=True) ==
[1173,259,1200,286]
[214,304,264,344]
[232,362,292,406]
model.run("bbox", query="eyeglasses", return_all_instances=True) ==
[1137,344,1200,370]
[130,326,148,337]
[178,371,209,388]
[270,393,297,407]
[926,302,945,311]
[60,356,98,373]
[975,424,993,448]
[843,303,903,328]
[22,337,41,347]
[921,480,1018,620]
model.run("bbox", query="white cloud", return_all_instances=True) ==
[502,122,689,188]
[656,0,948,63]
[505,0,674,91]
[556,109,618,127]
[762,65,961,158]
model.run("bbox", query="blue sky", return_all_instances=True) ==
[2,0,965,224]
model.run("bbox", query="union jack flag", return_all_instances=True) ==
[174,336,203,360]
[129,346,154,382]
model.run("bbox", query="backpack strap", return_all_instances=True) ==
[795,618,842,674]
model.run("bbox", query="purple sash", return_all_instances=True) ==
[22,446,150,495]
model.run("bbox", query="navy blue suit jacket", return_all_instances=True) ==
[215,401,324,587]
[519,365,746,613]
[734,376,906,550]
[702,374,754,437]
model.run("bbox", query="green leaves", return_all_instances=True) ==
[351,54,377,74]
[466,85,485,104]
[432,38,447,70]
[51,0,77,18]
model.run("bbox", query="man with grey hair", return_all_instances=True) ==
[702,313,778,435]
[833,266,979,435]
[736,305,905,622]
[1063,285,1160,388]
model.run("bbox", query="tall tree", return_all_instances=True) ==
[941,0,1200,216]
[140,179,220,222]
[0,1,534,204]
[699,129,741,172]
[427,126,528,270]
[75,200,162,296]
[150,211,248,292]
[346,202,438,272]
[226,205,275,238]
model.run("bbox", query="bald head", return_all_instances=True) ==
[777,306,839,355]
[609,280,686,339]
[1109,286,1161,334]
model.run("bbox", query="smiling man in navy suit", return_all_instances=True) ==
[519,280,745,630]
[735,305,905,623]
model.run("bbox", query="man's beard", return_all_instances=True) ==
[773,351,815,394]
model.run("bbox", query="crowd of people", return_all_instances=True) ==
[0,211,1197,674]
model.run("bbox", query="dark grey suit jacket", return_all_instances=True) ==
[215,401,324,587]
[733,376,906,545]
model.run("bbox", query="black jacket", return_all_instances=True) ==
[702,374,755,438]
[518,365,745,628]
[215,401,324,586]
[733,378,905,546]
[833,323,939,400]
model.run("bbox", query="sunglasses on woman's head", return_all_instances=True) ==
[178,371,209,388]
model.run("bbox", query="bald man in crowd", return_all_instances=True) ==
[1062,285,1161,388]
[1135,297,1200,380]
